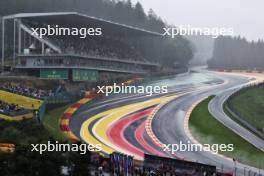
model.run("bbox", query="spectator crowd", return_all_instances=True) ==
[24,21,148,63]
[52,36,147,62]
[0,82,55,100]
[0,100,27,116]
[89,152,233,176]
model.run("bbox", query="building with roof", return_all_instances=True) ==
[1,12,161,81]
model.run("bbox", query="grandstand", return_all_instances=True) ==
[0,82,55,100]
[0,99,33,121]
[1,12,161,81]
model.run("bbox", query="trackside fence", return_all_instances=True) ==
[225,82,264,139]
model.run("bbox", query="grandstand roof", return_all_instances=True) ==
[3,12,162,37]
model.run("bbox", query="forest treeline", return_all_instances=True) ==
[0,0,164,32]
[0,0,193,68]
[208,36,264,70]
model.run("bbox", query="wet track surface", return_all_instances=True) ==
[70,70,264,175]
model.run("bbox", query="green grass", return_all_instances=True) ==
[228,87,264,131]
[223,103,264,141]
[42,105,70,141]
[189,96,264,168]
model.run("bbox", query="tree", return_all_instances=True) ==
[208,36,264,69]
[134,2,146,26]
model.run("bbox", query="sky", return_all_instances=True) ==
[131,0,263,41]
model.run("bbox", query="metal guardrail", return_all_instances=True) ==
[225,82,264,139]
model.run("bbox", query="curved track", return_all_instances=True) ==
[70,70,264,175]
[209,87,264,151]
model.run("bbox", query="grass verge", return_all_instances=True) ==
[228,87,264,132]
[42,105,70,141]
[189,96,264,168]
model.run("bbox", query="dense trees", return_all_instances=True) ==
[0,0,165,33]
[0,0,193,68]
[0,119,91,176]
[208,36,264,69]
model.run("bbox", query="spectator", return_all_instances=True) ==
[0,82,56,100]
[0,100,28,116]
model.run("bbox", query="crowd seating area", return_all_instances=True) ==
[0,100,30,116]
[52,37,146,62]
[0,82,55,100]
[23,21,148,62]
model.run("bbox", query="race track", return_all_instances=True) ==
[70,69,264,175]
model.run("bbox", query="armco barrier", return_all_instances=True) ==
[225,82,264,139]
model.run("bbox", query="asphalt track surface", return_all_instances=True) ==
[70,70,264,175]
